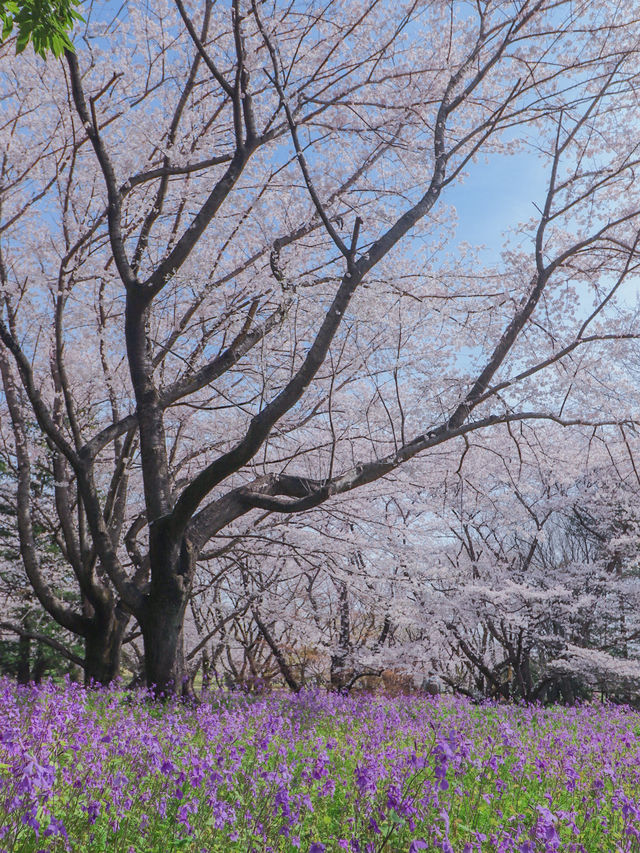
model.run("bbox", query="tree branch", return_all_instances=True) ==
[0,622,84,668]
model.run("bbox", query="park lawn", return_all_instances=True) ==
[1,679,639,852]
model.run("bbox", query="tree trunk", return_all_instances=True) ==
[141,594,188,696]
[330,653,353,692]
[330,580,351,691]
[32,648,47,683]
[17,633,30,684]
[252,607,300,692]
[83,605,130,686]
[140,525,199,696]
[201,647,211,691]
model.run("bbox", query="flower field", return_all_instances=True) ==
[1,680,640,852]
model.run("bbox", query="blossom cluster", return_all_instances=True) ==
[1,679,639,851]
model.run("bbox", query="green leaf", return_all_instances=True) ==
[0,0,83,57]
[15,29,29,52]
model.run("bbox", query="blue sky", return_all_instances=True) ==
[449,150,548,258]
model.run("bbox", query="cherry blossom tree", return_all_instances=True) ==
[2,0,640,693]
[187,510,403,693]
[427,423,640,702]
[0,434,85,681]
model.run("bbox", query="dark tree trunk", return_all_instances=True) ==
[560,676,576,705]
[141,595,188,695]
[329,653,353,692]
[32,648,47,683]
[140,529,194,696]
[17,633,30,684]
[84,604,130,686]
